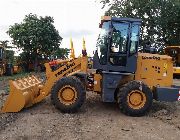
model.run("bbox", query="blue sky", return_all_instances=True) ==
[0,0,105,56]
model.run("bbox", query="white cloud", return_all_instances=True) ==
[0,0,105,56]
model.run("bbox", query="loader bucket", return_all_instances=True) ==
[1,75,43,113]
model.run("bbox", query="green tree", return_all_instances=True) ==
[0,40,9,47]
[0,40,16,49]
[5,50,14,64]
[100,0,180,50]
[0,40,16,64]
[53,48,70,59]
[7,13,63,71]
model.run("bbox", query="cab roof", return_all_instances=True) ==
[100,16,142,28]
[101,16,142,22]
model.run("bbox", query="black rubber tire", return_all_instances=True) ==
[72,74,87,89]
[51,76,86,113]
[117,80,153,117]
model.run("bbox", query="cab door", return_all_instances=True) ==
[107,21,140,73]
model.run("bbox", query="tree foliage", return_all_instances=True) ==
[5,50,14,64]
[7,14,65,70]
[100,0,180,49]
[0,40,15,64]
[53,48,70,59]
[0,40,9,47]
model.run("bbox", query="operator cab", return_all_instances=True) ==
[93,16,142,73]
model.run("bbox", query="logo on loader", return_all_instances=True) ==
[142,56,160,60]
[55,62,75,77]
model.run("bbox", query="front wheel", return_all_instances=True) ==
[51,76,86,113]
[117,81,153,116]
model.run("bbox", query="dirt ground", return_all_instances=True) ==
[0,76,180,140]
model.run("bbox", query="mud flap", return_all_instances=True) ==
[1,75,43,113]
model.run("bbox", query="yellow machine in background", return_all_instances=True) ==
[0,44,19,76]
[1,16,180,116]
[165,46,180,76]
[0,44,7,76]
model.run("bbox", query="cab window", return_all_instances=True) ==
[130,24,139,55]
[96,21,110,65]
[109,22,129,66]
[110,22,129,53]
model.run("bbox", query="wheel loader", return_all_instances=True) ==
[164,46,180,76]
[0,44,18,76]
[1,16,180,116]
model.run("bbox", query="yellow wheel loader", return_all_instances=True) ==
[164,46,180,76]
[1,16,180,116]
[0,45,6,76]
[0,44,18,76]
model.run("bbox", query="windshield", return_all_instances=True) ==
[96,21,110,65]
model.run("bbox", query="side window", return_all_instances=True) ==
[109,22,129,66]
[96,21,110,65]
[130,24,139,55]
[111,22,129,53]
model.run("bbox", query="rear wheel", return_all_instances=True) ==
[51,76,86,113]
[117,81,153,116]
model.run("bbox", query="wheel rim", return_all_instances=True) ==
[58,85,77,105]
[127,90,146,109]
